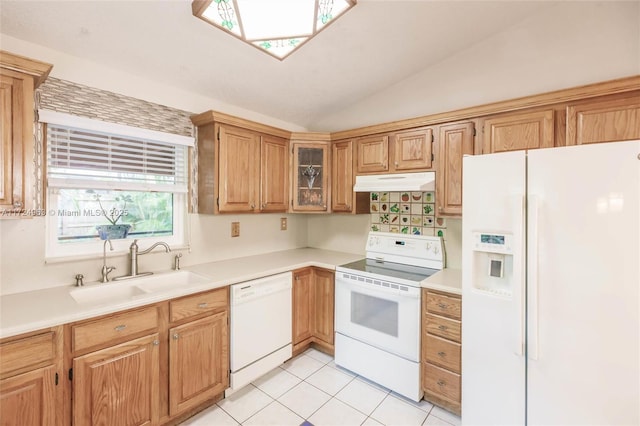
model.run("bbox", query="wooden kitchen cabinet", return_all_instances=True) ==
[331,139,369,214]
[73,333,160,426]
[566,94,640,145]
[435,121,475,217]
[292,267,335,355]
[482,109,555,153]
[422,289,462,416]
[355,127,433,175]
[169,311,228,416]
[291,142,329,212]
[0,326,63,426]
[292,267,314,348]
[0,51,52,215]
[191,111,290,214]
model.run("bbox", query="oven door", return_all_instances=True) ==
[335,271,421,361]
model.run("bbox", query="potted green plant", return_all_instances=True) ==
[88,190,133,240]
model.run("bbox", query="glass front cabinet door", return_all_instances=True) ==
[292,142,329,212]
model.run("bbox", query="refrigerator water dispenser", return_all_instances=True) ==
[471,232,513,297]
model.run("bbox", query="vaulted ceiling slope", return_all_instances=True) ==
[3,1,637,133]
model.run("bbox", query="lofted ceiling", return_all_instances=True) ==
[0,0,559,130]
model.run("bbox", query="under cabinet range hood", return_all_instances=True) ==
[353,172,435,192]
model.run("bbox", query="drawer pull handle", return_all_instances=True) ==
[173,334,179,340]
[437,303,448,309]
[438,325,447,330]
[437,380,446,387]
[153,340,159,346]
[438,351,446,357]
[198,302,208,308]
[114,325,127,332]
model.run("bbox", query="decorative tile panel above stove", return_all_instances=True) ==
[370,191,446,237]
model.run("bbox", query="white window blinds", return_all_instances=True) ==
[41,110,193,193]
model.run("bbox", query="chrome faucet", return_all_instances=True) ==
[101,239,116,283]
[114,239,171,280]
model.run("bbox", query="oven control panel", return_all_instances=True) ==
[366,232,444,269]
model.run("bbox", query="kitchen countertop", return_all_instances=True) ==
[421,268,462,295]
[0,249,462,339]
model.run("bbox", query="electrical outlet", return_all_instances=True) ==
[280,217,287,231]
[231,222,240,237]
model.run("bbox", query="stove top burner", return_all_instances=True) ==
[338,258,440,285]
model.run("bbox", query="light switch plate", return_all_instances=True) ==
[231,222,240,237]
[280,217,287,231]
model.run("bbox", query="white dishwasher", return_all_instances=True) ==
[228,271,292,395]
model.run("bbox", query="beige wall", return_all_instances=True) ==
[0,214,308,295]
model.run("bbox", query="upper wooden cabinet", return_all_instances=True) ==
[566,94,640,145]
[482,109,555,154]
[192,111,290,214]
[291,141,330,212]
[0,51,52,215]
[393,127,434,170]
[355,127,434,174]
[436,121,475,217]
[331,139,370,214]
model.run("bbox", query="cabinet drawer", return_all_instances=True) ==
[423,363,461,402]
[170,287,227,322]
[0,332,55,378]
[424,314,461,343]
[424,334,461,373]
[426,291,461,320]
[72,306,158,352]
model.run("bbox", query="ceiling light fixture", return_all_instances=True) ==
[192,0,357,60]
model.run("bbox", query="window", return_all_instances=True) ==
[40,110,193,259]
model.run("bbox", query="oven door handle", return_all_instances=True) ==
[336,278,421,299]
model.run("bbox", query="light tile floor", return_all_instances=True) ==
[181,348,461,426]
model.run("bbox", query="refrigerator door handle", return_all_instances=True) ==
[528,194,540,361]
[512,194,526,357]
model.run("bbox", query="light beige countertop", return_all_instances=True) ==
[421,268,462,295]
[0,248,362,339]
[0,249,462,339]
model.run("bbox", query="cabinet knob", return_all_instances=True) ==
[347,205,351,210]
[438,206,442,211]
[153,340,159,346]
[250,203,256,210]
[173,334,179,340]
[262,203,266,209]
[395,161,398,167]
[323,204,327,209]
[295,276,299,281]
[437,380,446,387]
[438,351,446,357]
[13,201,22,209]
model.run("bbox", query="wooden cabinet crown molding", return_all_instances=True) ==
[330,75,640,140]
[0,50,52,88]
[190,109,292,139]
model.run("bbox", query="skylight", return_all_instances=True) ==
[192,0,356,60]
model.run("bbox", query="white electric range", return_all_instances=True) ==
[334,232,445,402]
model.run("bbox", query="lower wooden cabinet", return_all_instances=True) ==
[169,311,228,416]
[292,267,335,355]
[422,289,462,416]
[0,327,62,426]
[73,333,160,426]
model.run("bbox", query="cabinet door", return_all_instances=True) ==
[292,143,329,212]
[0,366,57,426]
[331,140,353,213]
[0,72,34,214]
[483,110,554,153]
[260,135,289,212]
[566,96,640,145]
[312,268,335,346]
[393,128,433,171]
[73,334,160,426]
[292,268,313,346]
[169,312,228,416]
[356,135,388,174]
[436,122,475,217]
[218,125,260,212]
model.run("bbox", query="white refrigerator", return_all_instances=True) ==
[461,140,639,425]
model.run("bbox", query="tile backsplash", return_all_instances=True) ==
[369,192,447,237]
